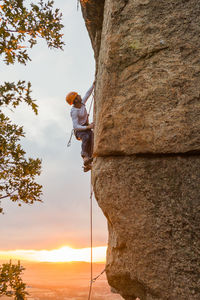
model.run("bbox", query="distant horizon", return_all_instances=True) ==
[0,245,107,263]
[0,260,106,265]
[6,260,123,300]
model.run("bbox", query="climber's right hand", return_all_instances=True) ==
[87,123,94,129]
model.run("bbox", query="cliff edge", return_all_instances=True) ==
[81,1,200,299]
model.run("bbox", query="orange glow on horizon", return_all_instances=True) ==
[0,246,107,263]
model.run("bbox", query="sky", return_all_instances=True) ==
[0,0,107,260]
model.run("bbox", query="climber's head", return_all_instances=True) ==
[66,92,78,105]
[66,92,82,107]
[73,94,82,107]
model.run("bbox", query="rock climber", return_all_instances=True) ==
[66,82,95,172]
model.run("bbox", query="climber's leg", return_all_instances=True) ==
[84,129,93,160]
[75,130,93,161]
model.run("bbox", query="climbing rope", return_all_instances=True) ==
[91,268,106,283]
[66,88,105,299]
[87,179,93,300]
[88,92,94,117]
[87,177,106,300]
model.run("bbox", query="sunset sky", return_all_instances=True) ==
[0,0,107,262]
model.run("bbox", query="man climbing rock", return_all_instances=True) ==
[66,82,95,172]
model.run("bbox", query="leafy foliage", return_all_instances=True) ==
[0,0,64,64]
[0,110,42,213]
[0,0,64,212]
[0,77,42,215]
[0,261,28,299]
[0,80,38,113]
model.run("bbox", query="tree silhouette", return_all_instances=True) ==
[0,1,64,297]
[0,261,28,300]
[0,0,64,212]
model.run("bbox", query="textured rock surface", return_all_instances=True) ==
[94,0,200,156]
[80,0,105,68]
[81,0,200,299]
[93,156,200,299]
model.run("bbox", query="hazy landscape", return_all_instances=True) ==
[0,261,123,300]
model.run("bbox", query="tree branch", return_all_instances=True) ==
[0,189,18,200]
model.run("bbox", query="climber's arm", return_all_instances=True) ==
[82,82,95,104]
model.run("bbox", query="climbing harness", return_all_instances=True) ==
[67,92,94,148]
[87,178,106,300]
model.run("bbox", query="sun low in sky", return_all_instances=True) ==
[0,246,107,263]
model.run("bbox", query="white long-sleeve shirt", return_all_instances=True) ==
[70,85,94,131]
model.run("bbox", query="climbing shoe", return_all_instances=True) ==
[83,164,92,172]
[83,157,93,166]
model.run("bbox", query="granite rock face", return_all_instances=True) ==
[93,156,200,300]
[80,0,105,69]
[86,0,200,156]
[81,0,200,299]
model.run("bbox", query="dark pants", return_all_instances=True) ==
[75,129,94,158]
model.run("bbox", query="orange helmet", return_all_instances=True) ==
[66,92,78,105]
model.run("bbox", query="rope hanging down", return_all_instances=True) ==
[87,179,93,300]
[67,91,105,299]
[87,179,106,300]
